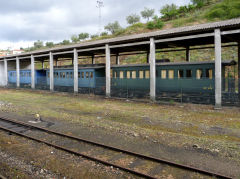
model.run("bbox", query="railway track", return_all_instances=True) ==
[0,116,232,179]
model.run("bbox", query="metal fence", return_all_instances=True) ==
[5,76,240,107]
[222,78,239,106]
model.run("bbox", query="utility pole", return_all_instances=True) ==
[96,1,104,36]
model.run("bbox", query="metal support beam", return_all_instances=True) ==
[4,59,8,86]
[147,52,149,63]
[16,57,20,88]
[238,42,240,99]
[214,29,222,108]
[73,48,78,93]
[31,55,35,89]
[49,52,54,91]
[105,44,111,97]
[92,55,95,64]
[150,38,156,101]
[116,53,120,65]
[186,46,190,62]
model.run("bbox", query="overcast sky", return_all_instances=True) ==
[0,0,190,50]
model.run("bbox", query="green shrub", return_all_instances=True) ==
[130,22,145,28]
[147,19,164,30]
[155,19,164,29]
[205,0,240,20]
[147,21,155,29]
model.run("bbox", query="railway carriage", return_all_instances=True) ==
[8,69,46,87]
[46,66,105,92]
[7,60,236,99]
[110,60,236,98]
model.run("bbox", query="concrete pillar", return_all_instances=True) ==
[238,42,240,99]
[31,55,35,89]
[4,59,8,86]
[105,44,111,97]
[92,55,95,64]
[16,57,20,87]
[116,53,120,65]
[150,38,156,101]
[214,29,222,108]
[73,48,78,93]
[49,52,54,91]
[186,46,190,62]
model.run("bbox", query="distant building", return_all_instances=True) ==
[12,49,24,55]
[0,49,24,56]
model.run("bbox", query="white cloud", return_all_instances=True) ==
[0,0,191,49]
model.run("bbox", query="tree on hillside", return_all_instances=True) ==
[71,35,79,43]
[104,21,122,34]
[141,7,155,21]
[78,33,89,41]
[160,4,178,20]
[62,40,70,45]
[45,42,54,48]
[100,31,108,36]
[126,14,141,25]
[34,40,43,49]
[90,34,99,39]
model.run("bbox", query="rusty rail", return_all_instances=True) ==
[0,116,232,179]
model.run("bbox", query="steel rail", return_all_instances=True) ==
[0,116,232,179]
[0,125,155,179]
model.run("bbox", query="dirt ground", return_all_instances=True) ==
[0,88,239,178]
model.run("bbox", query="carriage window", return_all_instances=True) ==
[196,69,203,79]
[120,71,124,79]
[110,69,113,78]
[145,70,150,79]
[56,72,59,78]
[127,71,131,79]
[54,72,57,78]
[139,71,144,79]
[29,72,31,77]
[70,72,73,78]
[86,72,89,78]
[62,72,65,78]
[132,71,136,79]
[168,70,174,79]
[78,72,80,78]
[48,72,50,78]
[113,71,117,78]
[178,70,184,78]
[186,70,192,78]
[66,72,69,78]
[206,69,213,79]
[81,72,84,78]
[90,72,93,78]
[60,72,62,78]
[161,70,167,79]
